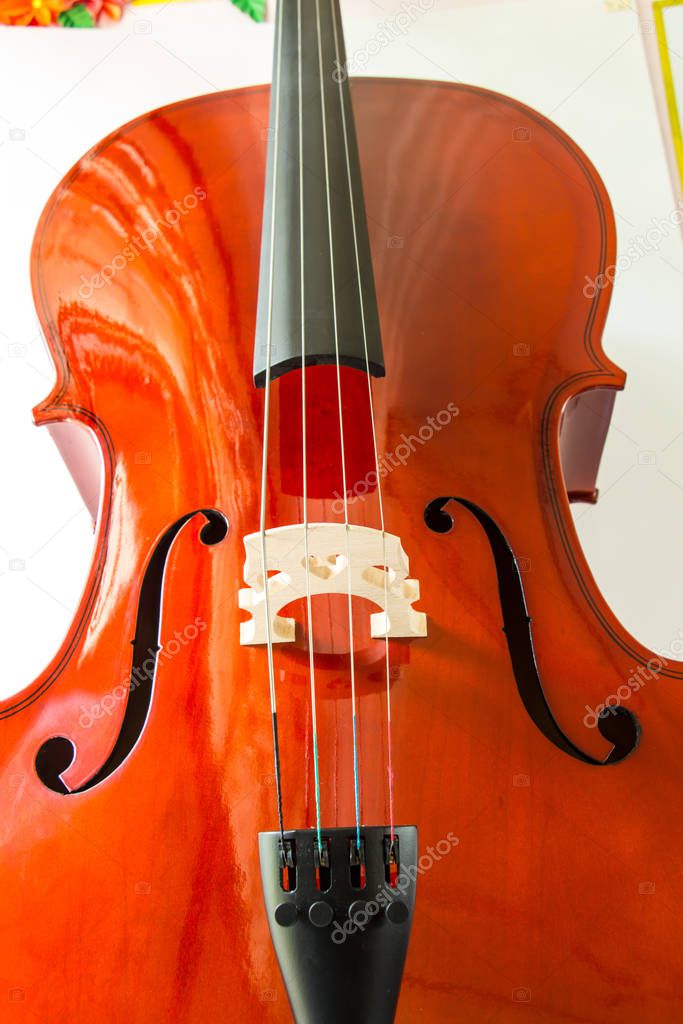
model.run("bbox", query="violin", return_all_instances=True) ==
[5,0,682,1020]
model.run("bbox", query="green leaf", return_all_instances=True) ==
[58,2,96,26]
[230,0,265,23]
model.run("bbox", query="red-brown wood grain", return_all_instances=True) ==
[2,80,680,1022]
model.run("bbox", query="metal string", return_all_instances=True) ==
[315,0,362,851]
[330,0,396,841]
[299,0,323,853]
[259,0,286,841]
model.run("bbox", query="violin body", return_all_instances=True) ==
[4,78,682,1022]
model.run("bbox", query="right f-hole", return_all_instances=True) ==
[424,498,454,534]
[422,495,641,767]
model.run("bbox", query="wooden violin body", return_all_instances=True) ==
[4,78,682,1022]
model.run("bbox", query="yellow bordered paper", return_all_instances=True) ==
[654,0,683,193]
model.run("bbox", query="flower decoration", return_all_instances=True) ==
[0,0,263,27]
[232,0,265,20]
[0,0,71,25]
[58,0,124,23]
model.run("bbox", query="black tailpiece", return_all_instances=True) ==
[259,825,417,1023]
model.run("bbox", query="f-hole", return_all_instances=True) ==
[424,496,640,766]
[34,509,228,795]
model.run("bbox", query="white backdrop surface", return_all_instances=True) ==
[0,0,682,698]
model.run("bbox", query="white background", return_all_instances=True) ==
[0,0,682,699]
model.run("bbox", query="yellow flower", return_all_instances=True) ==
[0,0,70,25]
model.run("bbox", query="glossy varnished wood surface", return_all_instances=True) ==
[3,80,682,1021]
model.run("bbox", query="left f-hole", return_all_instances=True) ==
[34,508,228,795]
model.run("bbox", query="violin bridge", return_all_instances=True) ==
[238,523,427,646]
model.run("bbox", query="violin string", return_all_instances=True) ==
[259,0,286,842]
[299,0,323,853]
[330,0,395,843]
[315,0,362,851]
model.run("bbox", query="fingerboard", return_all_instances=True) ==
[254,0,385,387]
